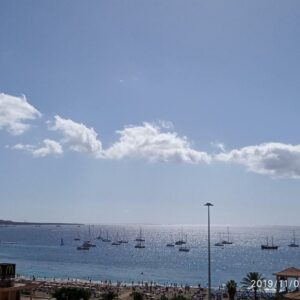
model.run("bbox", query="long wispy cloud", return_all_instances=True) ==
[4,92,300,179]
[0,93,41,135]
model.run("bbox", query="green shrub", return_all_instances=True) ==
[160,294,168,300]
[101,290,118,300]
[132,292,144,300]
[52,287,91,300]
[170,296,188,300]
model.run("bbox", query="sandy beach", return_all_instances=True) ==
[16,278,207,300]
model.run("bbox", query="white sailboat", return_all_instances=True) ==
[135,228,145,242]
[112,232,121,245]
[215,233,224,247]
[77,241,90,250]
[102,231,111,242]
[166,234,175,247]
[288,231,299,248]
[135,228,145,248]
[179,234,190,252]
[175,229,186,245]
[96,229,103,240]
[118,230,129,243]
[74,230,81,241]
[80,226,96,248]
[135,241,145,248]
[222,227,233,245]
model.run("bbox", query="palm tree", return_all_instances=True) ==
[226,280,237,300]
[241,272,265,300]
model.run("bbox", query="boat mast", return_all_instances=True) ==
[227,227,230,243]
[293,231,296,244]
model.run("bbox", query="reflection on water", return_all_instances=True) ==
[0,225,299,286]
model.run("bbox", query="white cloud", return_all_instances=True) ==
[12,139,63,157]
[211,142,226,152]
[49,115,103,157]
[104,122,211,163]
[157,120,174,130]
[216,142,300,178]
[32,139,63,157]
[12,143,35,152]
[0,93,41,135]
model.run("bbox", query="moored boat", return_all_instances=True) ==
[102,231,111,242]
[261,237,278,250]
[135,228,145,242]
[179,246,190,252]
[135,241,145,249]
[288,231,299,248]
[222,227,233,245]
[112,233,121,245]
[77,245,89,250]
[175,229,186,245]
[74,230,81,241]
[215,233,224,247]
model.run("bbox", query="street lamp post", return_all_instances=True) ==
[204,202,213,300]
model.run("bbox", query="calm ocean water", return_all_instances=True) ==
[0,225,299,287]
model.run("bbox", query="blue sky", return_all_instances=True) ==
[1,1,300,225]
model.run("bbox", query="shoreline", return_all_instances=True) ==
[16,275,206,289]
[15,277,277,300]
[16,277,208,300]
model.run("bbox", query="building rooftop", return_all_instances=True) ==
[274,267,300,278]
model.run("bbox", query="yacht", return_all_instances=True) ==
[135,228,145,242]
[102,231,111,242]
[135,241,145,249]
[222,227,233,245]
[166,234,175,247]
[74,231,81,241]
[118,230,129,243]
[261,237,278,250]
[111,241,121,245]
[175,230,187,245]
[77,245,89,250]
[112,233,121,245]
[119,239,129,244]
[96,229,103,240]
[215,233,224,247]
[288,231,299,248]
[178,235,190,252]
[179,246,190,252]
[77,241,89,250]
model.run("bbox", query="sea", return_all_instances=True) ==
[0,224,299,287]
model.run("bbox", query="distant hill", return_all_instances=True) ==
[0,219,82,226]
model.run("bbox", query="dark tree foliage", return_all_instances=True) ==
[101,290,118,300]
[52,287,91,300]
[170,296,188,300]
[132,292,144,300]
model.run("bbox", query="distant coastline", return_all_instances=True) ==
[0,219,82,226]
